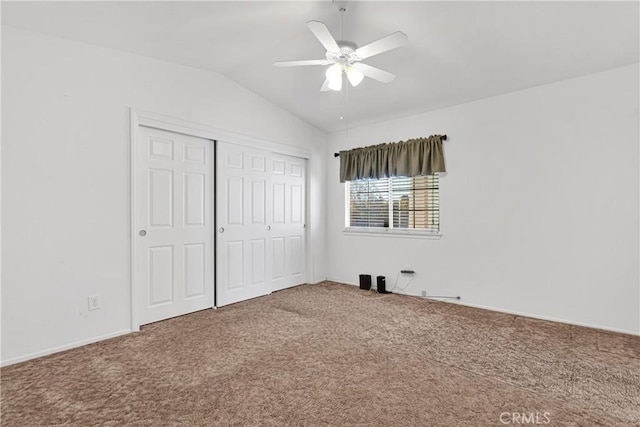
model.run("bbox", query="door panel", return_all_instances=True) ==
[225,241,244,290]
[226,177,244,225]
[216,142,272,306]
[272,159,285,175]
[226,150,244,169]
[148,246,173,306]
[291,184,302,224]
[273,183,285,224]
[149,169,173,227]
[250,238,266,285]
[251,180,266,224]
[184,144,205,164]
[150,137,174,159]
[290,235,303,276]
[136,126,214,325]
[251,154,266,172]
[184,243,205,298]
[270,153,307,292]
[184,173,205,227]
[216,143,307,305]
[272,237,285,280]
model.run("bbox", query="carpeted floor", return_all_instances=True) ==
[1,281,639,426]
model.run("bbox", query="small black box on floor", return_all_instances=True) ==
[359,274,372,290]
[377,275,390,293]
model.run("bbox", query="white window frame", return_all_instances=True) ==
[343,177,442,239]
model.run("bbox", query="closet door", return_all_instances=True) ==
[270,154,307,292]
[135,126,214,325]
[216,142,272,306]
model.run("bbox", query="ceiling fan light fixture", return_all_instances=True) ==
[328,75,343,91]
[346,66,364,87]
[326,63,343,91]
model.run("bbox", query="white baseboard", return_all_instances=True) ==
[438,297,639,336]
[331,279,639,337]
[1,329,133,367]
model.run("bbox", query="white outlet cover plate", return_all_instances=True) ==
[88,295,101,311]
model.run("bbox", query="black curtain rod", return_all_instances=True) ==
[333,135,447,157]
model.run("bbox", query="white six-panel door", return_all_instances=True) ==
[216,142,271,306]
[216,142,307,306]
[135,126,214,325]
[270,153,306,292]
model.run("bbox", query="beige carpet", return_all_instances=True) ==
[1,281,639,426]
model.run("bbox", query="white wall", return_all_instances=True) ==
[1,27,327,365]
[326,64,639,335]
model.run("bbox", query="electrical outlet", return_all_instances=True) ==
[88,295,101,311]
[421,290,427,297]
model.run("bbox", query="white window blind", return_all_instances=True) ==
[348,178,390,228]
[348,174,439,232]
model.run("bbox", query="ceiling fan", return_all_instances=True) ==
[273,4,408,92]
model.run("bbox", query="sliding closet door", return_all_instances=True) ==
[216,142,272,306]
[135,126,214,325]
[216,142,308,306]
[270,154,307,292]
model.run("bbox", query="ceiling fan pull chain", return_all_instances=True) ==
[344,81,350,140]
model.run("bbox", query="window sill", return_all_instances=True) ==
[343,227,442,239]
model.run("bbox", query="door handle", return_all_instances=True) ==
[266,225,271,231]
[218,227,225,233]
[139,230,147,237]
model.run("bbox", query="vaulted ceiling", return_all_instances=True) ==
[3,1,638,132]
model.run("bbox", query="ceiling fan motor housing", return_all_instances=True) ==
[326,41,360,65]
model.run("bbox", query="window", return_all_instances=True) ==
[346,174,440,234]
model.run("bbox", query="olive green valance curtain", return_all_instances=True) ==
[339,135,446,183]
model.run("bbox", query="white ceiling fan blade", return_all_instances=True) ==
[354,31,408,60]
[320,79,330,92]
[273,59,331,67]
[351,63,396,83]
[307,21,341,53]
